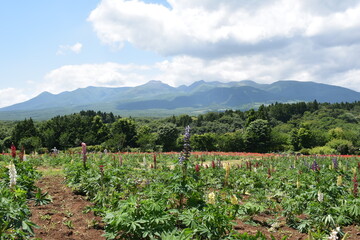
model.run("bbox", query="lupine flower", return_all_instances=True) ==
[224,163,230,182]
[332,158,338,169]
[153,154,157,169]
[225,163,230,177]
[353,173,358,197]
[99,165,104,176]
[317,191,324,202]
[311,160,320,171]
[230,194,238,205]
[143,156,147,167]
[195,164,200,172]
[11,144,16,159]
[178,155,185,164]
[208,192,216,204]
[296,178,300,189]
[119,155,123,166]
[178,126,191,166]
[19,146,25,161]
[81,142,87,168]
[328,227,340,240]
[8,163,17,189]
[211,160,216,169]
[337,175,343,186]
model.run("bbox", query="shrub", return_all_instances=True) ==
[309,146,337,155]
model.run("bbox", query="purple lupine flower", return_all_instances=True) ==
[178,155,185,164]
[311,160,320,171]
[179,125,191,165]
[332,158,338,169]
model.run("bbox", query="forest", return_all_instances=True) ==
[1,100,360,155]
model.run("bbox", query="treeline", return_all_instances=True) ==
[1,101,360,154]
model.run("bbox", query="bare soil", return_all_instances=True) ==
[29,169,105,240]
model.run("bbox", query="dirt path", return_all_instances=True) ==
[29,168,105,240]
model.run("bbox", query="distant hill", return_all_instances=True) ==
[0,80,359,120]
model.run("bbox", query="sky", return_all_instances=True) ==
[1,0,360,108]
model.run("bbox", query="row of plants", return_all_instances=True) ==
[0,152,45,239]
[58,130,359,239]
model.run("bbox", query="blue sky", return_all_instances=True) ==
[1,0,360,107]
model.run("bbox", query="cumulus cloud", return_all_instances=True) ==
[88,0,360,57]
[29,0,360,99]
[43,63,152,94]
[56,42,83,55]
[0,88,32,108]
[84,0,360,92]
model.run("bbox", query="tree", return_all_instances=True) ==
[290,127,317,151]
[217,131,245,152]
[19,136,42,153]
[244,119,271,153]
[12,118,39,146]
[136,125,157,152]
[157,123,179,152]
[111,118,137,148]
[191,133,217,151]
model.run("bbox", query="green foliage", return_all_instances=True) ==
[244,119,271,153]
[157,123,179,151]
[2,101,360,153]
[191,133,217,151]
[326,139,354,155]
[0,158,41,239]
[309,146,337,155]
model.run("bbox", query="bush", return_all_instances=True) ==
[326,139,355,155]
[309,146,337,155]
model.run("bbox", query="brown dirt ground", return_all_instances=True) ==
[29,169,105,240]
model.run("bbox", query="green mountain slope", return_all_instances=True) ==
[0,80,359,120]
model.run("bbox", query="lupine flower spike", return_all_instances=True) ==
[81,142,87,169]
[153,154,157,169]
[230,194,238,205]
[11,144,16,159]
[208,192,216,204]
[317,191,324,202]
[8,163,17,189]
[353,173,358,197]
[337,175,343,186]
[119,155,123,166]
[195,164,200,172]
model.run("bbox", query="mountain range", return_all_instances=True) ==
[1,80,360,120]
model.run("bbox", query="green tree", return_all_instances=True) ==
[244,119,271,153]
[191,133,217,151]
[18,136,42,153]
[157,123,179,152]
[136,125,157,152]
[217,131,244,152]
[12,118,39,146]
[111,118,137,147]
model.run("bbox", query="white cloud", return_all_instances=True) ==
[30,0,360,100]
[88,0,360,57]
[0,88,32,108]
[56,42,83,55]
[43,62,152,94]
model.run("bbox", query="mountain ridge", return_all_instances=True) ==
[0,80,359,120]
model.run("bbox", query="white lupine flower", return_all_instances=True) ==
[208,192,216,204]
[317,191,324,202]
[8,163,17,188]
[328,227,340,240]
